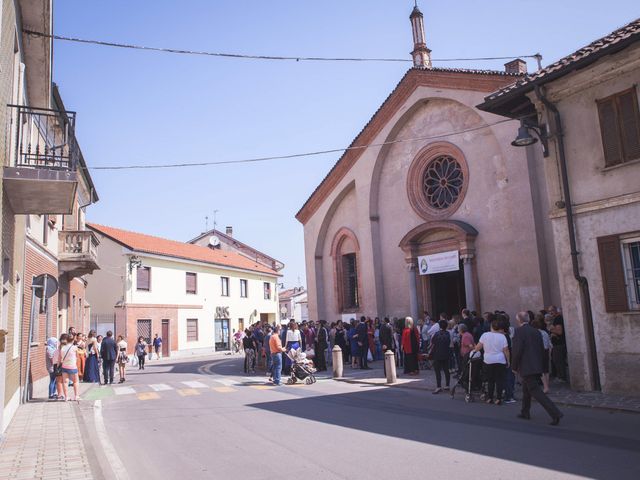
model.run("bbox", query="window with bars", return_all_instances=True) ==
[137,266,151,291]
[186,272,197,295]
[137,319,152,344]
[341,253,359,310]
[597,88,640,167]
[186,318,198,342]
[263,282,271,300]
[240,279,248,298]
[221,277,229,296]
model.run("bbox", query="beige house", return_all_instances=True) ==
[478,18,640,394]
[297,5,560,326]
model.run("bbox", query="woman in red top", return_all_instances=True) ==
[366,318,376,359]
[402,317,420,375]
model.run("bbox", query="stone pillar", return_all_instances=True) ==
[408,262,419,321]
[332,345,343,378]
[462,255,476,312]
[384,350,397,384]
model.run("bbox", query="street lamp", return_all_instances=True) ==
[511,119,549,157]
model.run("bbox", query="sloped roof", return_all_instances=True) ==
[88,223,279,276]
[295,67,521,224]
[478,17,640,116]
[279,288,306,300]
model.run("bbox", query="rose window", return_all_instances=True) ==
[422,155,464,210]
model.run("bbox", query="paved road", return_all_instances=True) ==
[79,356,640,480]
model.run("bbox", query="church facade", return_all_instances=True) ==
[297,6,560,323]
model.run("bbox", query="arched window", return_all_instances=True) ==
[331,228,361,313]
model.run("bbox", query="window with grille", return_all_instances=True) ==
[137,266,151,291]
[137,319,152,344]
[240,279,248,298]
[221,277,229,296]
[342,253,359,310]
[597,88,640,167]
[186,272,197,294]
[263,282,271,300]
[186,319,198,342]
[623,240,640,310]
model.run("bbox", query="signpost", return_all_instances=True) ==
[22,274,58,404]
[418,250,459,275]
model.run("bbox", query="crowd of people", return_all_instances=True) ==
[44,327,164,401]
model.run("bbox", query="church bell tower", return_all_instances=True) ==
[410,2,432,68]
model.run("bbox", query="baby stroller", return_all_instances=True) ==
[286,348,317,385]
[451,350,484,402]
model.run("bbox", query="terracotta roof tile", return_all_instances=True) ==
[88,223,279,276]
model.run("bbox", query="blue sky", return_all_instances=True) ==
[52,0,639,288]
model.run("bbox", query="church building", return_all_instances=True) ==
[296,4,560,323]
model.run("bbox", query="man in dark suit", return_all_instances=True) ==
[356,316,370,369]
[512,312,563,425]
[100,330,118,385]
[379,317,394,375]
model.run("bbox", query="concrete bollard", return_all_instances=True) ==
[385,350,397,384]
[332,345,343,378]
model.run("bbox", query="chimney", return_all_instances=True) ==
[225,226,233,237]
[410,2,432,68]
[504,59,527,75]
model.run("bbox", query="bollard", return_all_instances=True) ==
[332,345,343,378]
[385,350,397,384]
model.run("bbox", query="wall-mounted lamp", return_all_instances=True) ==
[511,119,549,157]
[128,255,142,273]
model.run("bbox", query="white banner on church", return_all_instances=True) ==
[418,250,459,275]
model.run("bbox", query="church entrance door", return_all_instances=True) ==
[428,260,466,317]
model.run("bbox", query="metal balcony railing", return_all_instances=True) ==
[9,104,79,171]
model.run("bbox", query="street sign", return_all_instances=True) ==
[33,274,58,298]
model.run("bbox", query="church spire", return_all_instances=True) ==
[410,2,432,68]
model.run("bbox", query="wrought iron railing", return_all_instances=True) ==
[59,230,99,259]
[9,104,79,171]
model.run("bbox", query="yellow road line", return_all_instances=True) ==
[213,386,237,393]
[177,388,200,396]
[249,385,275,390]
[137,392,160,401]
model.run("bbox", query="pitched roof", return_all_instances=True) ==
[295,67,521,224]
[88,223,279,276]
[279,288,306,300]
[478,17,640,116]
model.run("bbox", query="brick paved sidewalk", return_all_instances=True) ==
[0,387,97,480]
[333,359,640,413]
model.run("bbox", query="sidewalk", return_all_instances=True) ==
[0,384,98,480]
[334,360,640,413]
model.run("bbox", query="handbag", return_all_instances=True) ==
[54,347,72,377]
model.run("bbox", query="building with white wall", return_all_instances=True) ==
[278,287,308,323]
[87,224,280,356]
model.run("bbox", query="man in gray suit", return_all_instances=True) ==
[512,311,563,426]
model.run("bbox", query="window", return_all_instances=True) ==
[240,279,248,298]
[221,277,229,296]
[597,234,640,312]
[137,319,152,344]
[137,266,151,291]
[597,88,640,167]
[342,253,359,310]
[186,319,198,342]
[263,282,271,300]
[423,155,464,209]
[186,272,197,295]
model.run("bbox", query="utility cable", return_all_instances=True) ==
[83,118,513,171]
[24,29,539,64]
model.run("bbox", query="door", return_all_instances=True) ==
[238,318,244,332]
[161,320,169,357]
[214,319,230,351]
[429,261,466,317]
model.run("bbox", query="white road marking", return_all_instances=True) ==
[149,383,173,392]
[182,380,208,389]
[94,400,130,480]
[113,386,136,395]
[212,377,239,387]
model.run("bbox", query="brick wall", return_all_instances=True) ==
[68,276,88,334]
[21,244,58,392]
[123,306,179,356]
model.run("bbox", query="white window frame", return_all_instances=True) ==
[621,236,640,311]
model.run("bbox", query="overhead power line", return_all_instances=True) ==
[84,118,514,171]
[24,30,539,64]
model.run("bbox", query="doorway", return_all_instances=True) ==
[214,319,230,351]
[428,261,466,317]
[161,320,170,357]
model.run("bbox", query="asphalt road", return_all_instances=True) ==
[79,355,640,480]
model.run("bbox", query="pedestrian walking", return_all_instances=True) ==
[116,335,128,383]
[512,311,563,425]
[135,337,147,370]
[475,317,510,405]
[269,324,287,385]
[84,331,101,383]
[152,333,162,360]
[533,314,551,393]
[284,322,302,375]
[100,331,117,385]
[431,320,452,392]
[45,337,59,400]
[401,316,420,375]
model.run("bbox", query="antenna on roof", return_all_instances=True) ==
[213,209,219,232]
[204,216,209,233]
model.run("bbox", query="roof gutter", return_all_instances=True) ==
[534,85,601,391]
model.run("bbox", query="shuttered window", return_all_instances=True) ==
[263,282,271,300]
[597,88,640,167]
[137,266,151,291]
[342,253,359,310]
[597,235,629,312]
[187,319,198,342]
[221,277,229,296]
[186,272,197,294]
[240,279,248,298]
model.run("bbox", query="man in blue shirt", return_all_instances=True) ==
[152,334,162,360]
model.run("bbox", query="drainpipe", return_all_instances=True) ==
[534,86,601,391]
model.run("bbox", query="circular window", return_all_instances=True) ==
[407,142,468,220]
[422,155,464,210]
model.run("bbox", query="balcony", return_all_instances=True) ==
[58,230,100,277]
[3,105,79,214]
